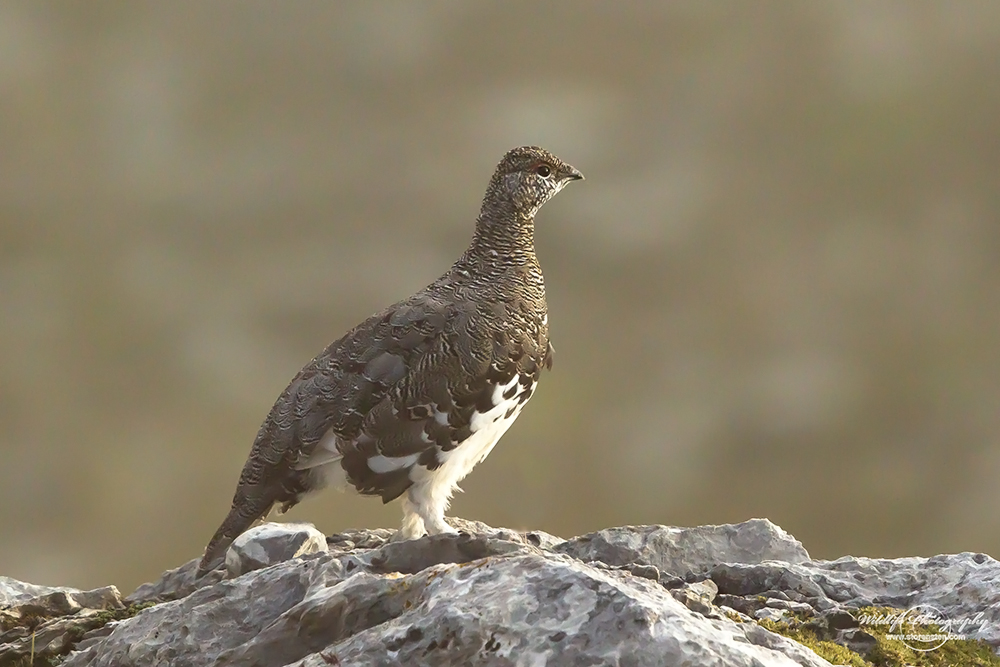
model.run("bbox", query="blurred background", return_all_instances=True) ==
[2,1,999,595]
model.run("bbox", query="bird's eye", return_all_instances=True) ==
[534,164,552,178]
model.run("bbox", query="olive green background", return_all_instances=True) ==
[2,2,999,595]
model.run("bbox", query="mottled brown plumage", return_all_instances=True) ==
[198,146,582,574]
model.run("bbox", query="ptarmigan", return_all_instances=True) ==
[198,146,583,574]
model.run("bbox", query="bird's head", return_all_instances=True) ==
[485,146,584,219]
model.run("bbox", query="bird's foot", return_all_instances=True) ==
[423,516,458,536]
[394,510,427,541]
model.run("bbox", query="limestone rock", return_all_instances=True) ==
[64,549,831,667]
[226,522,329,578]
[0,584,124,664]
[765,598,815,615]
[710,551,1000,646]
[4,519,999,667]
[282,554,832,667]
[756,607,793,622]
[125,557,224,605]
[670,578,720,617]
[0,576,81,607]
[555,518,810,579]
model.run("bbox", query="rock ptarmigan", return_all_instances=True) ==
[198,146,583,574]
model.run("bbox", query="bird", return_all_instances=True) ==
[197,146,583,575]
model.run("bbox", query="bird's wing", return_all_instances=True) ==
[336,295,551,503]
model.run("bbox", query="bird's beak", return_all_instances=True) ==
[564,166,585,181]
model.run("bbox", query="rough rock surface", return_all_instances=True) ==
[0,584,124,664]
[1,577,85,607]
[3,518,999,666]
[62,521,831,667]
[227,522,329,578]
[556,518,810,581]
[710,551,1000,646]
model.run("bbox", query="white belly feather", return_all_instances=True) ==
[405,375,534,529]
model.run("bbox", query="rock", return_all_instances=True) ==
[555,518,810,579]
[687,578,719,601]
[125,557,224,605]
[284,555,833,667]
[227,522,329,577]
[327,527,395,550]
[670,579,721,618]
[522,530,565,551]
[0,576,81,607]
[628,563,661,581]
[756,607,792,623]
[765,598,815,615]
[65,557,331,667]
[711,563,827,599]
[443,518,565,550]
[710,551,1000,646]
[716,592,768,618]
[835,628,879,655]
[821,609,859,630]
[0,584,124,665]
[720,605,755,623]
[64,550,832,667]
[5,519,999,666]
[11,590,82,617]
[72,586,125,612]
[808,596,838,612]
[365,530,533,575]
[0,608,110,662]
[124,522,545,606]
[762,589,790,601]
[1,585,123,625]
[738,622,838,667]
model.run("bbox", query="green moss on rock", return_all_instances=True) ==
[759,618,870,666]
[761,606,1000,667]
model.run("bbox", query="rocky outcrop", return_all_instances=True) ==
[709,552,1000,644]
[2,519,999,666]
[0,582,126,664]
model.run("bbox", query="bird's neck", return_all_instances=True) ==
[441,208,546,305]
[471,215,535,256]
[456,200,538,273]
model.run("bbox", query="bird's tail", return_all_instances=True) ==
[196,493,274,576]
